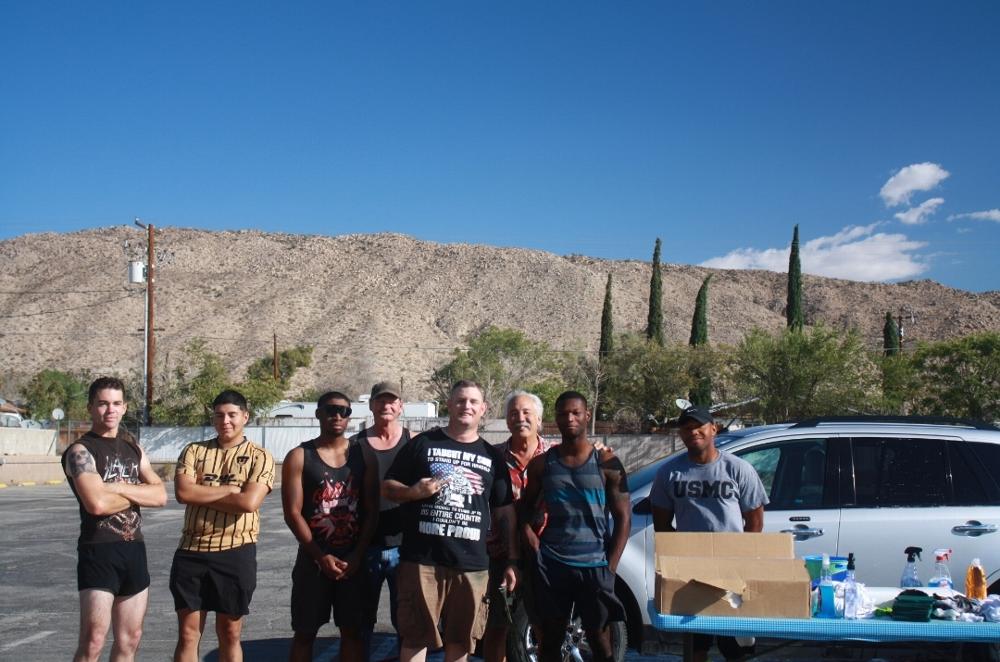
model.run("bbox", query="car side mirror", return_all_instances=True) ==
[632,497,651,515]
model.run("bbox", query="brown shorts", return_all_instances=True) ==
[396,561,489,652]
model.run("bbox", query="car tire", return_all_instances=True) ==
[506,601,627,662]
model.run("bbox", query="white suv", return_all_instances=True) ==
[614,416,1000,651]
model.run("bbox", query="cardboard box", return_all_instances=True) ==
[655,532,811,618]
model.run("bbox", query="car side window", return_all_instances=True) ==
[952,441,1000,505]
[736,439,828,510]
[850,438,947,507]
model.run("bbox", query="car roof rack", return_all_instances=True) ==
[788,415,1000,431]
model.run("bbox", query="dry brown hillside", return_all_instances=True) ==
[1,226,998,400]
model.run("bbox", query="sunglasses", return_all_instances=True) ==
[319,404,352,418]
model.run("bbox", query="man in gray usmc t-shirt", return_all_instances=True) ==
[650,406,767,662]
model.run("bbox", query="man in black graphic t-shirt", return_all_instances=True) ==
[62,377,167,662]
[383,380,518,662]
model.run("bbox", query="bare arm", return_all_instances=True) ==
[174,472,240,505]
[212,481,270,514]
[281,448,344,578]
[64,444,131,515]
[516,455,546,552]
[107,448,167,508]
[382,477,440,503]
[342,456,381,578]
[651,506,675,533]
[603,462,631,573]
[742,505,764,532]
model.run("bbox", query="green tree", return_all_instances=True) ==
[152,339,232,425]
[601,333,692,428]
[908,332,1000,421]
[646,238,664,345]
[22,369,91,421]
[732,325,878,423]
[786,225,804,331]
[883,312,901,356]
[688,275,713,407]
[429,326,560,417]
[599,273,614,359]
[153,340,314,424]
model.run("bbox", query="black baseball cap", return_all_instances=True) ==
[677,406,714,426]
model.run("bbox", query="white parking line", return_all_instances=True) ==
[1,631,57,651]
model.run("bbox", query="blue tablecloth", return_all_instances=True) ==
[648,602,1000,643]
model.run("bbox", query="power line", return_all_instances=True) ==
[0,292,140,319]
[0,288,131,294]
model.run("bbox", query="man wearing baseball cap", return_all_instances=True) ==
[352,381,412,660]
[648,406,767,662]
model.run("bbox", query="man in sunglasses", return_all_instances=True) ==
[383,380,518,662]
[282,391,379,662]
[351,382,413,661]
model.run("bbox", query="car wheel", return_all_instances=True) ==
[506,601,627,662]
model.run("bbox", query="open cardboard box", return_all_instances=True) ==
[655,532,811,618]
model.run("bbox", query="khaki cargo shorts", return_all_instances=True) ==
[396,561,489,652]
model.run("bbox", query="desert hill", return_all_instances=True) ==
[1,226,998,400]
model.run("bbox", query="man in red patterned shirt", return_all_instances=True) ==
[483,390,551,662]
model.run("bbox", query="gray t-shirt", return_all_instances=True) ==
[650,451,768,532]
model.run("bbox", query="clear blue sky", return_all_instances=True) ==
[2,2,998,291]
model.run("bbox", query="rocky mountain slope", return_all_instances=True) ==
[1,227,997,400]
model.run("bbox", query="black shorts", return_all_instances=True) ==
[169,544,257,617]
[290,549,366,633]
[77,541,150,596]
[533,553,624,632]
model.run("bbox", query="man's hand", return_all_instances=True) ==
[339,551,364,580]
[410,477,442,499]
[503,564,519,594]
[317,554,349,580]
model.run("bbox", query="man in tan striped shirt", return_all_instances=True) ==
[169,390,275,662]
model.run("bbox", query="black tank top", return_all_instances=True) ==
[353,428,410,547]
[63,430,144,545]
[299,439,368,555]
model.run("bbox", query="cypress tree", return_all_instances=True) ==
[786,224,804,331]
[646,238,664,345]
[883,311,901,356]
[688,274,713,407]
[599,273,614,359]
[689,274,711,346]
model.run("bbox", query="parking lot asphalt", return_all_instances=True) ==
[0,484,981,662]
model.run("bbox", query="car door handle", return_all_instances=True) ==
[780,524,825,540]
[951,521,998,537]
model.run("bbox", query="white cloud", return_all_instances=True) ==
[894,197,945,225]
[701,224,928,282]
[879,162,950,207]
[948,209,1000,223]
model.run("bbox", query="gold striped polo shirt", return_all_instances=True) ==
[176,437,275,552]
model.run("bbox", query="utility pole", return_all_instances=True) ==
[273,332,279,380]
[133,219,156,425]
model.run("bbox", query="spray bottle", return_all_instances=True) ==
[928,548,953,589]
[843,552,860,619]
[900,546,923,588]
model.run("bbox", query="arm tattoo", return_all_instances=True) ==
[67,448,98,478]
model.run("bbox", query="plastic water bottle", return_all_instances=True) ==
[817,553,837,618]
[843,552,860,619]
[965,557,987,600]
[928,548,953,589]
